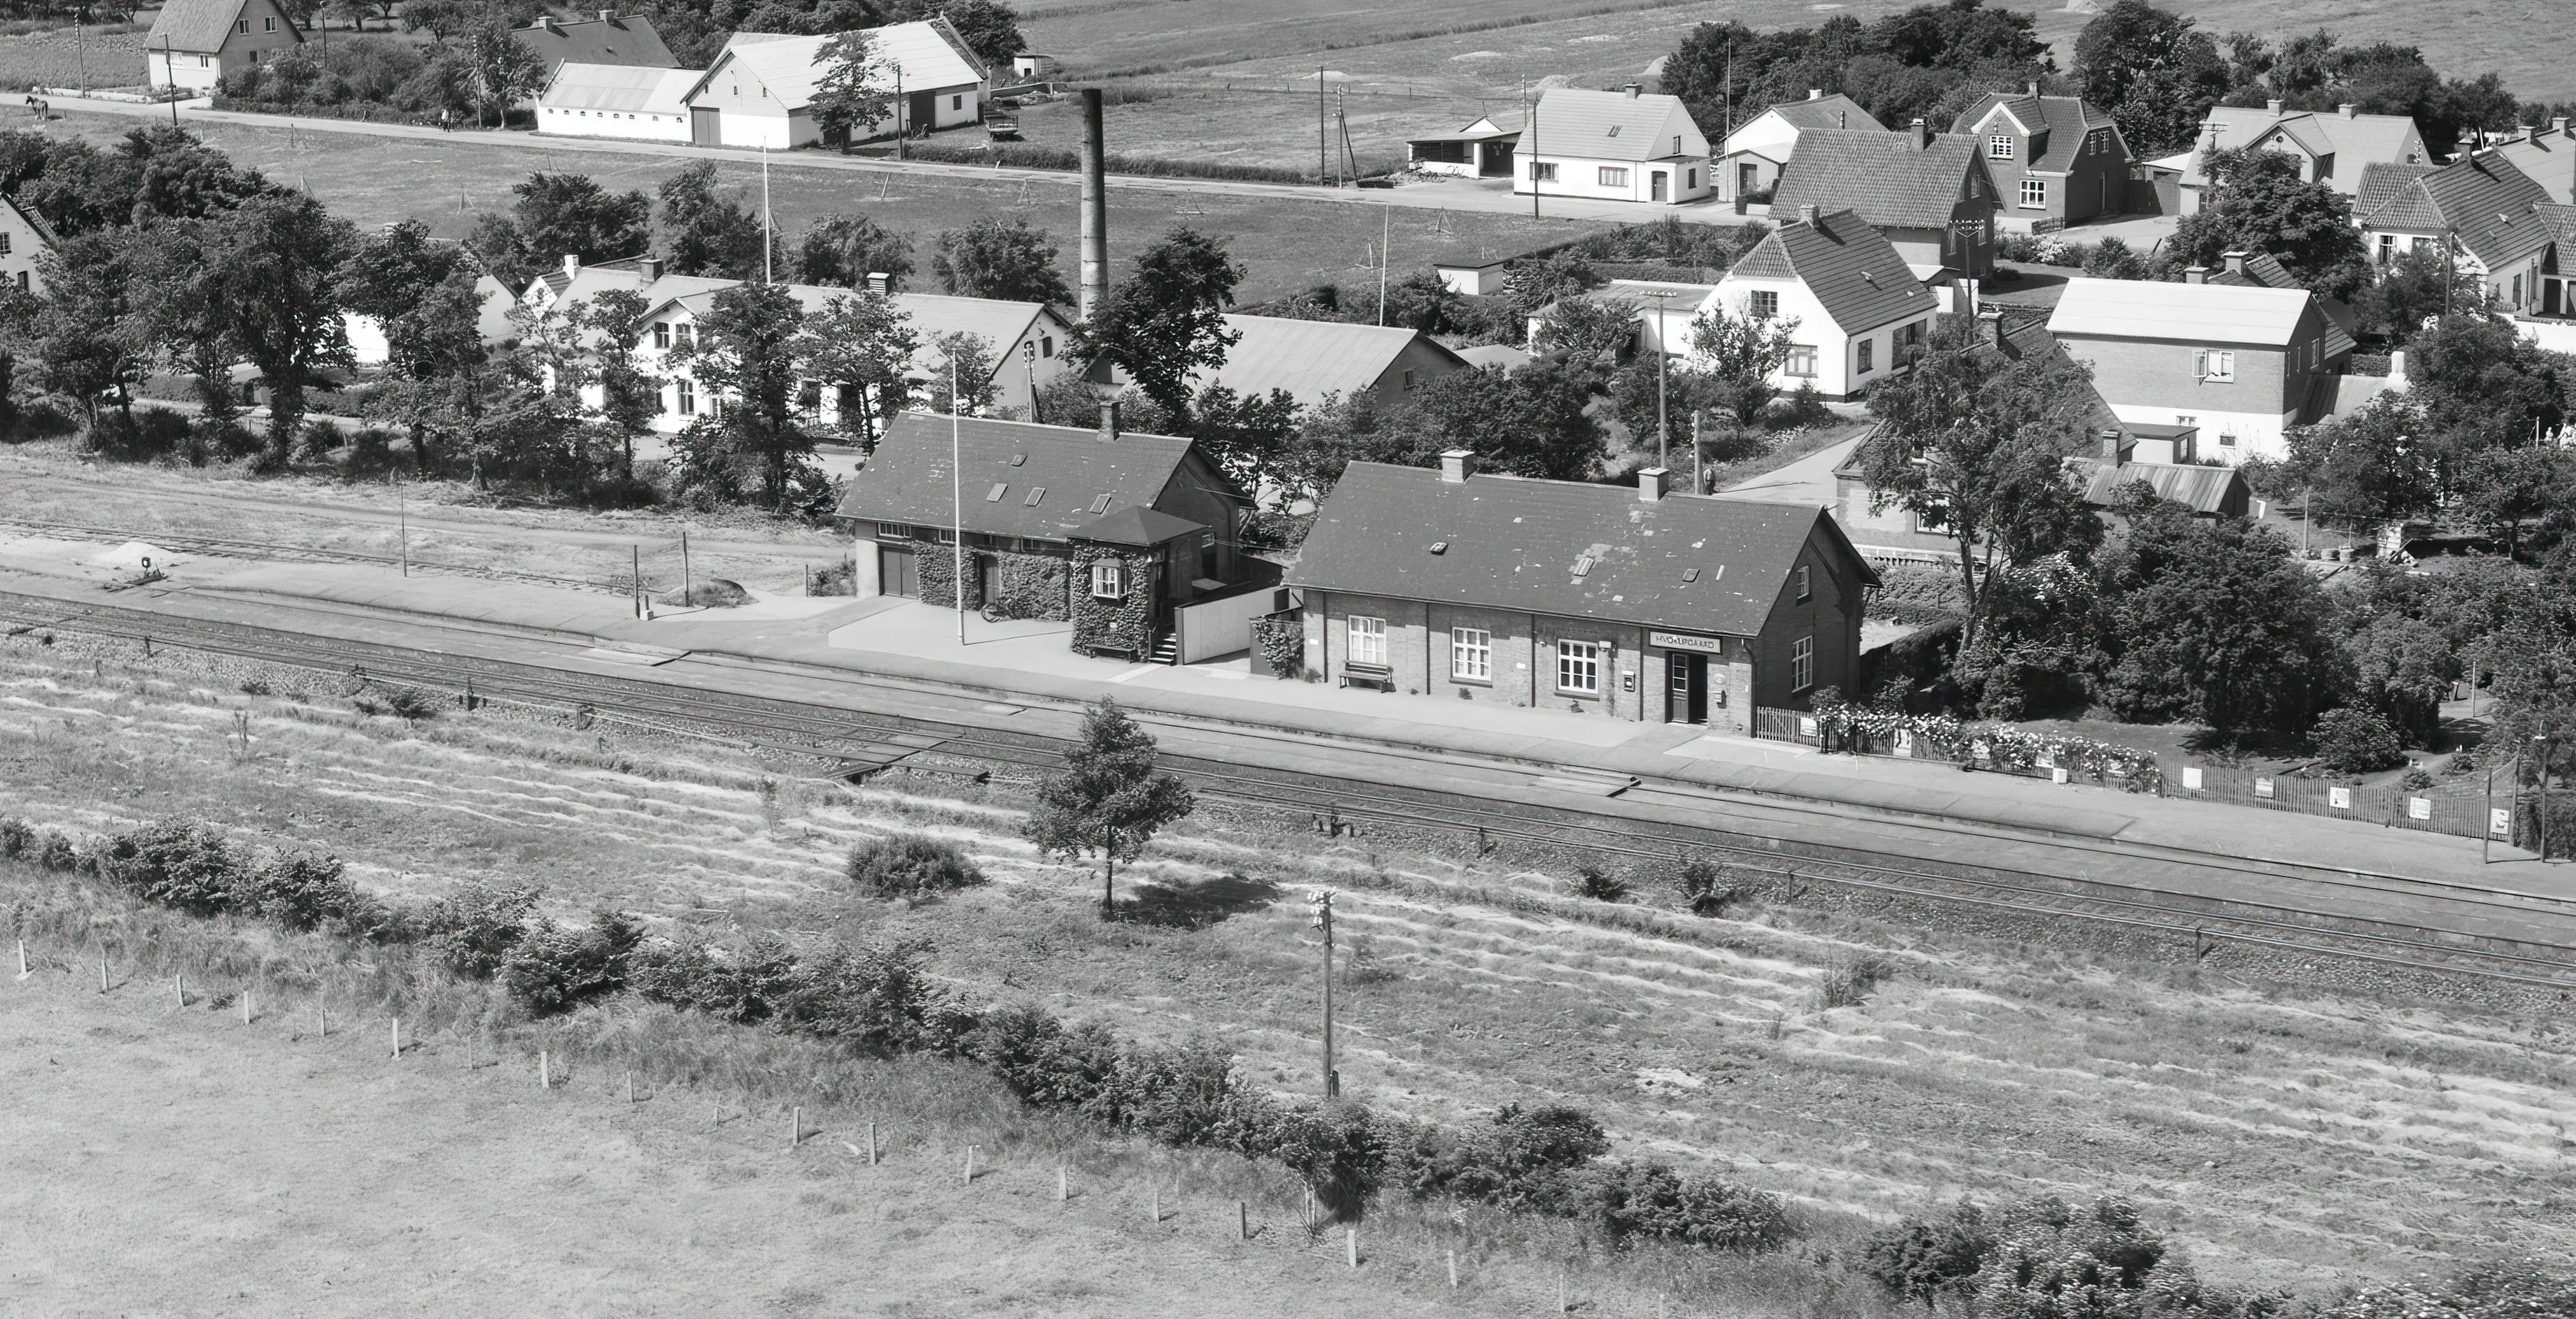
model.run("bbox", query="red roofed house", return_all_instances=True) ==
[2045,274,2356,462]
[2355,149,2556,315]
[1709,205,1941,401]
[1717,90,1886,204]
[1769,121,2000,278]
[146,0,304,93]
[1289,452,1877,729]
[1949,86,2132,230]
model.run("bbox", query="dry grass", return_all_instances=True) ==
[0,25,145,92]
[3,627,2573,1307]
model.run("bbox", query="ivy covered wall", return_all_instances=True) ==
[1070,544,1157,656]
[989,553,1070,622]
[914,542,969,610]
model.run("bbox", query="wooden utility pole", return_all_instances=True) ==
[1310,890,1339,1097]
[1319,66,1327,187]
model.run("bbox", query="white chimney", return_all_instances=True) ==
[640,256,663,280]
[1638,466,1669,501]
[865,271,890,294]
[2339,102,2358,119]
[2266,98,2284,114]
[1797,204,1819,227]
[1624,83,1642,99]
[2185,266,2208,284]
[1440,449,1477,483]
[599,8,616,19]
[562,253,579,278]
[2222,251,2248,276]
[1806,88,1821,100]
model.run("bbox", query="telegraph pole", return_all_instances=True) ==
[1310,889,1339,1098]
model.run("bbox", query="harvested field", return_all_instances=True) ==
[0,24,145,93]
[3,625,2573,1309]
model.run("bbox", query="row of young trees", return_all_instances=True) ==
[1658,0,2538,162]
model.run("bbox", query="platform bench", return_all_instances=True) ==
[1338,661,1394,692]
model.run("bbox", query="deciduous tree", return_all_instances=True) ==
[2071,0,2230,155]
[675,280,815,510]
[793,288,916,446]
[2166,148,2367,300]
[932,214,1072,305]
[1074,226,1242,422]
[808,30,893,148]
[204,191,359,470]
[796,212,914,289]
[657,161,765,280]
[1022,699,1195,913]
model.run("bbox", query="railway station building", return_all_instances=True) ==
[1287,453,1875,731]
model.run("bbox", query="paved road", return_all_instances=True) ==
[51,93,1755,227]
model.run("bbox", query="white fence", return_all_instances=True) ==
[1175,586,1288,663]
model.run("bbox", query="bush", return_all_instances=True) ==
[1577,1160,1791,1250]
[976,1002,1125,1108]
[2314,707,2405,775]
[2400,767,2434,791]
[1094,1038,1242,1146]
[0,817,31,859]
[1671,854,1742,915]
[806,558,856,597]
[93,820,244,916]
[242,850,360,932]
[1387,1103,1610,1210]
[1252,616,1305,677]
[501,909,644,1016]
[1574,864,1629,902]
[33,830,80,872]
[772,936,966,1056]
[846,834,985,900]
[631,934,801,1024]
[421,880,542,979]
[662,577,751,608]
[1252,1099,1390,1219]
[1859,1203,1993,1307]
[355,685,441,722]
[1818,953,1894,1009]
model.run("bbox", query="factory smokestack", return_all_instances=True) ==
[1079,87,1108,323]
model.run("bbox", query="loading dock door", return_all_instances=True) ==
[690,107,721,146]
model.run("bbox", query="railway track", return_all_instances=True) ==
[0,514,631,595]
[8,589,2576,991]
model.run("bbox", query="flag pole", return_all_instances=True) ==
[761,145,772,283]
[952,356,966,645]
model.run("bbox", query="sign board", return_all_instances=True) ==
[1798,716,1818,737]
[1650,631,1725,655]
[1894,729,1914,758]
[2329,785,2351,810]
[2492,807,2513,839]
[2181,766,2204,791]
[2050,767,2068,784]
[2254,777,2275,799]
[2407,796,2432,820]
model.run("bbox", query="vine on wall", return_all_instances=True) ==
[1070,545,1156,655]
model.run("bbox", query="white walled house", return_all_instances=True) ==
[1407,114,1520,178]
[145,0,303,92]
[0,195,55,295]
[681,18,988,150]
[2354,150,2555,314]
[1716,91,1883,203]
[345,274,521,365]
[537,62,700,142]
[1710,206,1938,403]
[1517,85,1712,206]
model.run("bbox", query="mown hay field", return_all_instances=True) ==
[2,623,2571,1311]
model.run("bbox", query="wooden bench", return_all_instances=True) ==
[1338,661,1394,692]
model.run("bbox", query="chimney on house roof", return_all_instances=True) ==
[599,9,616,20]
[2557,115,2571,137]
[1439,449,1477,483]
[2100,427,2129,463]
[2025,80,2038,97]
[1797,204,1819,227]
[2222,251,2249,276]
[2185,266,2208,284]
[1911,117,1930,148]
[2339,102,2358,118]
[1638,466,1669,501]
[1807,88,1821,100]
[2266,98,2283,114]
[562,253,579,279]
[1084,356,1121,442]
[1977,307,2004,349]
[541,14,560,31]
[865,271,890,294]
[1624,83,1642,99]
[640,256,663,280]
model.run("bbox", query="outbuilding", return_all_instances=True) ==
[537,61,699,142]
[681,18,988,150]
[145,0,303,92]
[1289,453,1876,729]
[1408,113,1520,178]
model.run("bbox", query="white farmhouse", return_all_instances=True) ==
[1516,85,1712,206]
[1715,91,1883,204]
[1709,206,1938,402]
[679,18,988,150]
[537,62,700,142]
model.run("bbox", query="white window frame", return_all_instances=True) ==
[1598,166,1630,189]
[2197,350,2235,383]
[1855,338,1874,375]
[1989,134,2014,160]
[1556,639,1603,694]
[1784,344,1818,377]
[1451,626,1492,681]
[1348,615,1388,666]
[1797,564,1812,601]
[675,378,696,414]
[1091,563,1128,600]
[1790,636,1815,693]
[2019,178,2047,209]
[1748,290,1778,320]
[1531,162,1558,183]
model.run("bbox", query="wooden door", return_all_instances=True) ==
[690,107,721,147]
[878,545,918,597]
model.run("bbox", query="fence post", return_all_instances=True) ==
[1448,1247,1458,1288]
[1057,1161,1067,1201]
[1346,1226,1357,1269]
[962,1144,975,1185]
[539,1050,550,1090]
[790,1106,802,1147]
[867,1121,877,1165]
[1239,1200,1250,1240]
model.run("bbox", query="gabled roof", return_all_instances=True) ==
[2067,458,2247,515]
[1,192,57,248]
[645,280,1058,386]
[2355,149,2556,269]
[1526,87,1706,162]
[538,61,697,114]
[148,0,299,53]
[2194,105,2425,169]
[1411,114,1520,144]
[1761,93,1884,135]
[1289,463,1874,638]
[834,413,1206,542]
[511,13,676,76]
[2205,252,2359,342]
[690,18,983,110]
[1952,93,2122,170]
[2492,127,2576,205]
[1070,505,1204,548]
[2046,278,2319,348]
[1770,128,1992,229]
[1722,208,1938,333]
[1195,314,1467,409]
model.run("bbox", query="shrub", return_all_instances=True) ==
[356,686,441,722]
[242,850,360,932]
[0,817,30,859]
[1859,1203,1994,1308]
[1578,1160,1791,1250]
[1818,953,1894,1009]
[33,831,80,872]
[2400,767,2434,791]
[1253,1099,1391,1219]
[631,934,801,1024]
[976,1003,1124,1108]
[1388,1103,1610,1210]
[663,577,751,608]
[806,558,856,597]
[772,936,965,1056]
[421,881,543,979]
[501,909,644,1016]
[1252,616,1305,677]
[1096,1038,1242,1146]
[1575,864,1629,902]
[2314,707,2405,775]
[94,820,244,916]
[846,834,985,900]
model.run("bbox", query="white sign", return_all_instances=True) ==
[1894,729,1914,757]
[2408,796,2432,820]
[2329,785,2351,810]
[2492,807,2514,838]
[2254,777,2275,799]
[2050,767,2069,784]
[2181,766,2204,791]
[1798,716,1818,737]
[1651,631,1725,655]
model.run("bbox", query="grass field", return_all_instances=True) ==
[0,25,145,93]
[32,109,1612,302]
[3,618,2571,1309]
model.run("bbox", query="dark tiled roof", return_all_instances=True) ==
[1770,128,1992,229]
[1765,93,1884,135]
[149,0,296,52]
[1728,208,1939,332]
[2358,151,2557,269]
[2355,162,2438,219]
[510,14,677,75]
[1952,93,2121,170]
[2537,203,2576,243]
[1288,464,1873,638]
[836,413,1204,542]
[1070,505,1202,548]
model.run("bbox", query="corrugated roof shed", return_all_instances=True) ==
[1770,128,1990,229]
[1724,208,1938,332]
[539,61,697,114]
[835,414,1200,542]
[1526,87,1707,162]
[512,13,675,76]
[1290,463,1873,637]
[1195,315,1466,409]
[2067,458,2248,515]
[2046,278,2316,348]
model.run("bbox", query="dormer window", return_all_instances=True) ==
[1606,125,1621,137]
[1989,135,2014,160]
